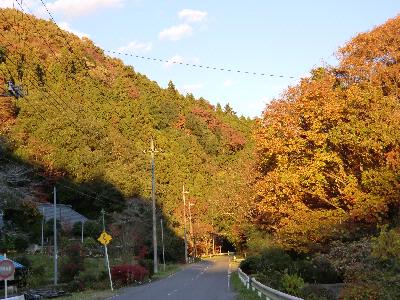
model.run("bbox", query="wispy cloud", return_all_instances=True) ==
[42,0,124,18]
[163,55,200,68]
[117,41,152,53]
[159,24,193,41]
[178,9,207,23]
[59,22,90,38]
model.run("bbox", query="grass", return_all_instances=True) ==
[57,261,182,300]
[151,263,182,281]
[11,253,182,299]
[231,272,262,300]
[57,289,117,300]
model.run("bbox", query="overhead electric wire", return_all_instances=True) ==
[108,50,296,79]
[0,52,46,120]
[0,9,123,144]
[0,37,74,119]
[33,0,295,80]
[14,1,138,133]
[0,154,126,209]
[0,8,80,115]
[0,6,152,214]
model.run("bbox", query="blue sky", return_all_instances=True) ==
[2,0,400,117]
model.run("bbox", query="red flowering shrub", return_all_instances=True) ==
[111,264,149,286]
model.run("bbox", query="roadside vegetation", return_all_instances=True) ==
[241,15,400,299]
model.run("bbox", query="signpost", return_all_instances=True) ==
[97,209,114,291]
[97,231,112,246]
[97,226,113,291]
[0,254,15,299]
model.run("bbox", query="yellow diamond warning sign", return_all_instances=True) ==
[97,231,112,246]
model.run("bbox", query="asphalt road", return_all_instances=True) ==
[111,257,237,300]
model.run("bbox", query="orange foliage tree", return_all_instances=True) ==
[253,16,400,252]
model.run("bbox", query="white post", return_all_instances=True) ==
[53,187,58,285]
[41,207,44,253]
[4,253,7,299]
[81,221,84,243]
[101,210,113,291]
[104,245,113,291]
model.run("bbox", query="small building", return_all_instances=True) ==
[0,255,24,269]
[37,203,88,228]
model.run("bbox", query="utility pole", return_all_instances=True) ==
[41,207,45,253]
[53,186,58,285]
[188,202,196,258]
[81,221,84,243]
[182,185,189,263]
[160,219,166,272]
[211,207,215,255]
[146,138,158,274]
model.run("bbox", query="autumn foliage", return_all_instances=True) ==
[254,16,400,252]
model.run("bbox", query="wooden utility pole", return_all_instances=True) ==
[182,185,189,263]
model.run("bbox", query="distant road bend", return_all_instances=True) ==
[112,257,236,300]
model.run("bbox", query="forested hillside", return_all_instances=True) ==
[0,8,254,254]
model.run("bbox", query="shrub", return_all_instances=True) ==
[83,221,102,239]
[83,237,101,256]
[255,270,282,289]
[297,256,341,283]
[371,225,400,266]
[239,256,260,274]
[302,285,337,300]
[258,248,293,274]
[27,265,46,288]
[60,263,83,282]
[14,235,29,252]
[342,263,400,299]
[111,264,149,287]
[281,273,305,297]
[67,279,85,292]
[138,259,154,276]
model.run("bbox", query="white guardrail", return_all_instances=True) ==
[237,268,304,300]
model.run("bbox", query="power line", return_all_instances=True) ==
[0,8,80,114]
[0,154,126,208]
[13,1,138,133]
[0,8,136,209]
[0,53,46,120]
[108,50,296,79]
[30,1,296,80]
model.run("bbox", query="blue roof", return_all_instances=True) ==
[0,256,24,269]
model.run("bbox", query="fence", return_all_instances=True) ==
[237,268,303,300]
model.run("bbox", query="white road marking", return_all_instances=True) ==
[227,258,231,290]
[167,289,179,296]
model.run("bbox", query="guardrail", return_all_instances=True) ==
[237,268,303,300]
